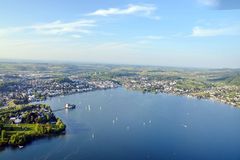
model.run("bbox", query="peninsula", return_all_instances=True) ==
[0,101,65,148]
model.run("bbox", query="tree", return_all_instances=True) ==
[0,100,3,107]
[1,130,6,141]
[55,118,66,132]
[45,124,52,133]
[46,114,50,122]
[35,124,47,134]
[9,133,27,145]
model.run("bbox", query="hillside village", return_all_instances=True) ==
[0,63,240,108]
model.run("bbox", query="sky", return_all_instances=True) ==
[0,0,240,68]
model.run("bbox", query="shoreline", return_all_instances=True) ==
[28,86,119,105]
[36,86,240,109]
[0,131,66,150]
[0,104,66,149]
[123,87,240,108]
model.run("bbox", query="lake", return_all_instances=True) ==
[1,88,240,160]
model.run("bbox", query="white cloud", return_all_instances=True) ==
[0,19,96,37]
[71,34,82,38]
[191,26,240,37]
[31,20,96,35]
[144,35,165,40]
[87,4,158,18]
[198,0,219,7]
[136,35,165,44]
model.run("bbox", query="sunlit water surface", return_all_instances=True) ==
[1,88,240,160]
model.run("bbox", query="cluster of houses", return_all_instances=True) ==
[9,117,22,124]
[0,73,119,107]
[88,80,118,89]
[121,76,240,107]
[7,105,55,124]
[207,86,240,107]
[122,77,177,93]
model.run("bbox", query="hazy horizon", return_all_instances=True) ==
[1,58,240,70]
[0,0,240,68]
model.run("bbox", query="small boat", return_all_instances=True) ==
[18,145,24,149]
[65,103,76,109]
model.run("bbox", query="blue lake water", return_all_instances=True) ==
[1,88,240,160]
